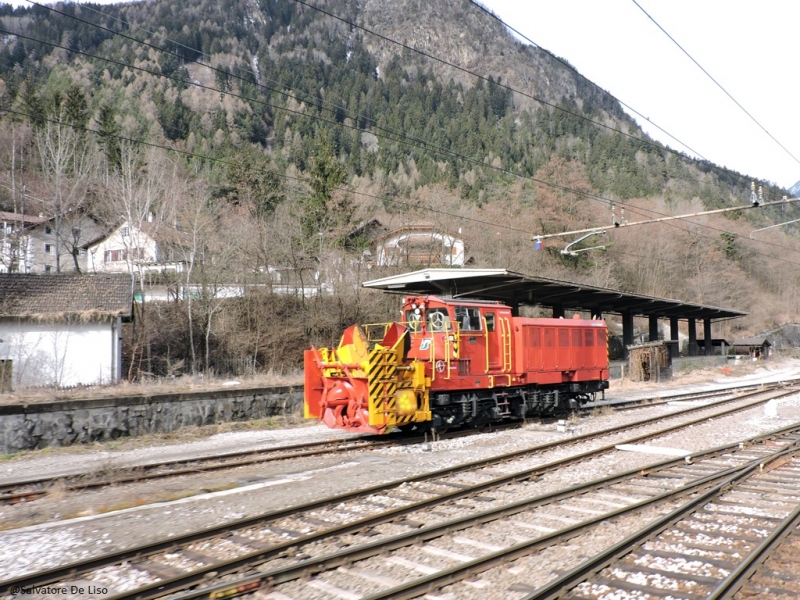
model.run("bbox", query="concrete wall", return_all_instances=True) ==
[609,355,727,379]
[0,385,303,454]
[0,319,121,388]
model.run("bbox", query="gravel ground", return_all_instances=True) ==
[1,359,799,594]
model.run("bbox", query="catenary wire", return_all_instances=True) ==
[18,0,790,220]
[3,18,715,241]
[68,0,791,214]
[284,0,800,248]
[12,3,684,225]
[3,100,799,272]
[0,104,743,271]
[632,0,800,169]
[5,10,800,261]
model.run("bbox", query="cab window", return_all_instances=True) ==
[455,306,482,331]
[405,310,422,332]
[426,308,452,332]
[485,312,495,332]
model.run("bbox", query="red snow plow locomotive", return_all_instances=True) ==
[304,295,609,434]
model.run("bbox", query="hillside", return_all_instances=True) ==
[1,0,800,377]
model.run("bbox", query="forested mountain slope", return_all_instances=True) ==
[1,0,799,375]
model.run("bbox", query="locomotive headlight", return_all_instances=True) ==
[394,389,418,415]
[414,308,421,315]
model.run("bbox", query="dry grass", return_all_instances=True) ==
[46,478,69,501]
[0,370,304,406]
[590,405,615,417]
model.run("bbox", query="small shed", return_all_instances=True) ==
[732,337,771,360]
[0,273,132,389]
[627,341,672,382]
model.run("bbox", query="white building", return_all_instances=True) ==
[84,221,187,275]
[0,273,132,389]
[0,212,45,274]
[372,224,466,267]
[0,211,104,274]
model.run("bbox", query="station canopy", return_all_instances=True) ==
[362,268,746,321]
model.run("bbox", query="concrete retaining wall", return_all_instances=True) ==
[0,385,303,455]
[609,355,728,380]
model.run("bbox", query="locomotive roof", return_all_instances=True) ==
[363,268,745,321]
[405,295,505,306]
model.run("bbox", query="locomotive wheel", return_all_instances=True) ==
[472,411,493,432]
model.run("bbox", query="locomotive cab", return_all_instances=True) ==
[401,296,514,387]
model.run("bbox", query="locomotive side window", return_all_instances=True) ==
[426,308,452,332]
[584,329,595,346]
[558,329,570,347]
[405,310,422,332]
[484,312,495,332]
[455,306,482,331]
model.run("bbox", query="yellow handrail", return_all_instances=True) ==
[482,316,490,374]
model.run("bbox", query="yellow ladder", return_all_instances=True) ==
[501,317,512,373]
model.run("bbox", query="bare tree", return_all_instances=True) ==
[173,180,219,374]
[0,122,35,272]
[32,85,95,272]
[108,143,173,290]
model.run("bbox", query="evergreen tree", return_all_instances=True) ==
[302,133,349,242]
[97,103,121,171]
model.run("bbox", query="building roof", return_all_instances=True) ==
[82,221,192,251]
[732,337,771,347]
[371,223,463,244]
[0,273,132,320]
[0,211,48,225]
[362,268,746,321]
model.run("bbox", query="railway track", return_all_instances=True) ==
[0,436,390,505]
[523,440,800,600]
[712,500,800,599]
[0,382,774,506]
[2,383,796,599]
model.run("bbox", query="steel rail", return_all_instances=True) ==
[1,384,791,596]
[0,437,384,502]
[92,390,800,600]
[0,423,525,505]
[154,430,800,600]
[706,502,800,599]
[522,445,800,600]
[0,381,773,505]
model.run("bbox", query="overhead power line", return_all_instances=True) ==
[534,198,800,241]
[467,0,709,163]
[7,4,800,263]
[14,3,670,220]
[0,106,532,235]
[632,0,800,169]
[21,0,789,217]
[3,13,711,242]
